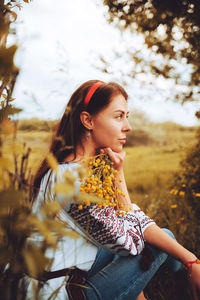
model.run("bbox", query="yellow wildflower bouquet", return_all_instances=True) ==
[78,154,128,216]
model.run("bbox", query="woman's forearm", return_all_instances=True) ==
[144,224,197,263]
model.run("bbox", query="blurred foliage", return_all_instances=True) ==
[103,0,200,116]
[0,127,81,300]
[0,0,27,122]
[0,1,78,299]
[173,127,200,220]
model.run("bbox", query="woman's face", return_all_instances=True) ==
[91,94,132,153]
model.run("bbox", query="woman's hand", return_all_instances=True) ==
[100,147,125,171]
[100,147,133,211]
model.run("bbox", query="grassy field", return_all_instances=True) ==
[2,119,199,300]
[3,119,197,220]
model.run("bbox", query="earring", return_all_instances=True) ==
[86,130,91,140]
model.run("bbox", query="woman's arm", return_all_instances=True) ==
[144,224,197,263]
[103,147,200,293]
[144,224,200,292]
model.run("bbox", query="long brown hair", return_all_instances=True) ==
[32,80,128,200]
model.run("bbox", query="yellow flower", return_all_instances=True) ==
[96,158,101,164]
[179,191,185,197]
[170,189,178,195]
[78,205,83,210]
[79,154,127,217]
[171,204,177,209]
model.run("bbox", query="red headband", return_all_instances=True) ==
[83,81,104,110]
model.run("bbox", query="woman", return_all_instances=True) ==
[33,80,200,300]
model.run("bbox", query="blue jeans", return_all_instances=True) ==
[84,229,183,300]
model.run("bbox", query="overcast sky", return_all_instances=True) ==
[12,0,199,126]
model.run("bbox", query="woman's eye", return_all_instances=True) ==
[116,115,123,119]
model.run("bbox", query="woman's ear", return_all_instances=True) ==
[80,111,93,130]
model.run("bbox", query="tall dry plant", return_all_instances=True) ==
[0,2,80,299]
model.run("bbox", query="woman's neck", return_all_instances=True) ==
[64,137,97,163]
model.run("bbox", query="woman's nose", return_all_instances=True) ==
[123,119,132,132]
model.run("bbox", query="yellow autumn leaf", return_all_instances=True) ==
[42,201,61,216]
[23,246,50,277]
[64,229,81,239]
[23,249,38,277]
[2,94,7,99]
[62,170,76,185]
[28,216,57,247]
[46,153,58,173]
[44,219,80,238]
[54,182,75,195]
[10,97,16,101]
[2,119,15,134]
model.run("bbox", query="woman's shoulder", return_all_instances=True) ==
[33,162,81,213]
[58,161,81,173]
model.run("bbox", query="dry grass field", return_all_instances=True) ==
[6,118,197,188]
[2,118,199,300]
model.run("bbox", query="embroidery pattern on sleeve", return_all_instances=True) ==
[68,204,146,256]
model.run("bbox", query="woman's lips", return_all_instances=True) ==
[119,139,126,144]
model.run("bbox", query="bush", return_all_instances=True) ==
[170,127,200,254]
[126,129,155,147]
[18,118,57,132]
